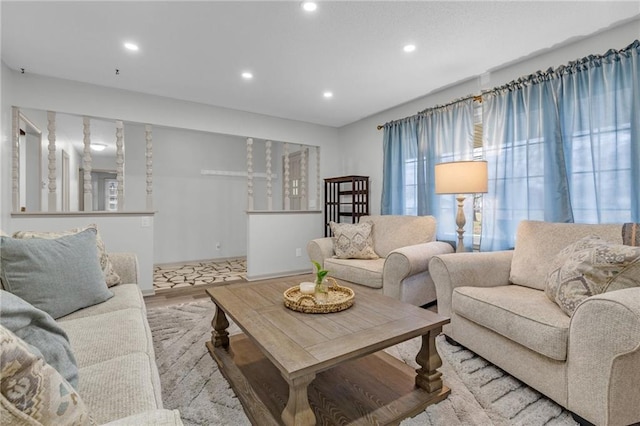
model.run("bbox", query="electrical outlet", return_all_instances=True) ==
[216,242,221,250]
[140,217,151,227]
[295,248,302,257]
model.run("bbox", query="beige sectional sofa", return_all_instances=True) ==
[307,215,453,306]
[55,252,182,425]
[430,220,640,426]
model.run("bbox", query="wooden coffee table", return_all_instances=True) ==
[206,280,450,426]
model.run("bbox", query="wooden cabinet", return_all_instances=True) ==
[324,175,369,236]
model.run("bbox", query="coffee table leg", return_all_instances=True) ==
[281,373,316,426]
[211,303,230,349]
[415,326,443,394]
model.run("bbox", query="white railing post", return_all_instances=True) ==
[301,145,307,210]
[247,137,254,210]
[11,107,20,212]
[145,124,153,210]
[47,111,57,212]
[82,117,93,211]
[316,146,321,210]
[265,140,273,210]
[283,142,290,210]
[115,120,125,211]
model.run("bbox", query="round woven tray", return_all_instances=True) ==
[283,277,355,314]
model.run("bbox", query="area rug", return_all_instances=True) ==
[147,300,578,426]
[153,258,246,290]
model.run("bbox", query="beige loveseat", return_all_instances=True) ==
[57,253,182,425]
[307,215,453,306]
[430,220,640,426]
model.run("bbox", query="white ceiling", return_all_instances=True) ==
[2,1,639,128]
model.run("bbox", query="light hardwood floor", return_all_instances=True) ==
[143,273,315,309]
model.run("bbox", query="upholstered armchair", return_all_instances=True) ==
[307,215,454,306]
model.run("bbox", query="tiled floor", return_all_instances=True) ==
[153,258,246,291]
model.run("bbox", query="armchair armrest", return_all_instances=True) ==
[567,288,640,426]
[429,250,513,318]
[108,253,139,284]
[306,237,334,268]
[382,241,454,302]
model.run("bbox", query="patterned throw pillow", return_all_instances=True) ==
[12,224,121,287]
[329,221,379,260]
[623,223,640,247]
[545,236,640,316]
[0,326,94,425]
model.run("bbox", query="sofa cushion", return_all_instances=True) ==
[452,285,570,361]
[510,220,622,290]
[324,257,385,288]
[360,215,436,258]
[13,224,122,287]
[545,236,640,316]
[329,221,379,259]
[58,308,152,368]
[0,326,93,425]
[0,290,78,388]
[78,353,161,424]
[58,284,145,322]
[0,228,114,319]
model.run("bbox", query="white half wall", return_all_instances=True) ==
[10,213,155,295]
[246,211,322,280]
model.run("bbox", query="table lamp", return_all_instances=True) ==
[435,160,488,252]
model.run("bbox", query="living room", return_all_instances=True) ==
[1,2,639,425]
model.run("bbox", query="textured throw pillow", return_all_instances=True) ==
[623,223,640,247]
[13,224,122,287]
[0,326,94,426]
[545,236,640,316]
[330,221,379,259]
[1,228,114,319]
[0,290,78,389]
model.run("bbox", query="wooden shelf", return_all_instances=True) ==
[324,176,369,237]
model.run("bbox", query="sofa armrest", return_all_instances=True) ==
[429,250,513,318]
[306,237,334,268]
[108,253,139,284]
[567,288,640,426]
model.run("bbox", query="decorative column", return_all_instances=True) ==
[300,146,307,210]
[283,142,290,210]
[145,124,154,210]
[115,120,125,211]
[265,140,273,210]
[47,111,57,212]
[246,138,254,210]
[316,146,321,210]
[11,107,20,212]
[82,117,93,211]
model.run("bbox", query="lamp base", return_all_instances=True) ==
[455,195,466,253]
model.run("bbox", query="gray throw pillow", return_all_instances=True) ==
[0,228,113,319]
[0,290,79,388]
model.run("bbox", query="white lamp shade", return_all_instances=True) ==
[435,160,488,194]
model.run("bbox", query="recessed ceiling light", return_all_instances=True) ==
[241,72,253,80]
[323,91,333,99]
[91,143,107,152]
[403,44,416,53]
[124,42,139,51]
[301,2,317,12]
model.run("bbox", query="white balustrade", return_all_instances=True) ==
[47,111,57,212]
[247,138,254,210]
[266,140,273,210]
[283,142,290,210]
[12,107,20,212]
[115,120,125,211]
[145,124,154,210]
[82,117,93,211]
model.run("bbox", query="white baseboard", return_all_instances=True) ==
[245,269,311,282]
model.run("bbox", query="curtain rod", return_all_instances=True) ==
[377,39,639,131]
[376,95,482,130]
